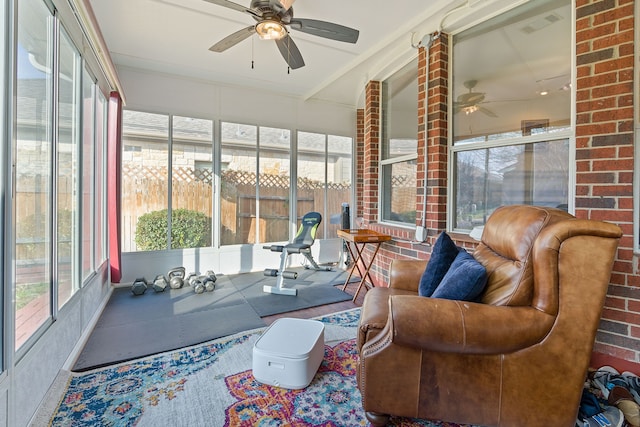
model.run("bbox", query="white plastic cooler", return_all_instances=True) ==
[252,317,325,389]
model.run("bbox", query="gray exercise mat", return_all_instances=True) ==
[72,267,357,372]
[233,269,354,316]
[71,286,263,372]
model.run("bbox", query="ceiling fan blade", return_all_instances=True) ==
[275,35,305,69]
[289,18,359,43]
[457,92,485,105]
[202,0,262,18]
[209,26,256,52]
[479,106,498,118]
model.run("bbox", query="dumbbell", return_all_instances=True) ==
[202,276,215,292]
[205,270,217,283]
[131,277,148,296]
[191,277,206,294]
[168,266,186,289]
[186,272,198,287]
[152,274,168,292]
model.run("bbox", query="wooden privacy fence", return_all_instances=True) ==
[121,166,352,251]
[14,167,417,254]
[15,167,415,255]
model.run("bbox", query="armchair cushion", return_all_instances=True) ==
[418,232,459,297]
[431,249,487,301]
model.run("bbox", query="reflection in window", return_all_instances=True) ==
[121,111,169,251]
[452,0,571,144]
[381,57,418,225]
[171,116,213,249]
[297,132,352,239]
[15,0,53,350]
[57,28,80,309]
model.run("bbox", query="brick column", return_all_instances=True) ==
[356,109,365,219]
[363,81,381,224]
[575,0,638,362]
[425,33,449,233]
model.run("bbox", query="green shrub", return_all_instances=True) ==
[135,209,211,251]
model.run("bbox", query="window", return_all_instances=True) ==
[12,0,112,354]
[121,112,214,251]
[81,66,95,279]
[220,122,292,245]
[57,27,81,309]
[451,0,571,231]
[121,111,169,251]
[380,58,418,225]
[94,91,107,266]
[121,117,354,249]
[297,132,352,239]
[171,116,214,249]
[258,126,290,243]
[15,0,54,350]
[220,122,257,245]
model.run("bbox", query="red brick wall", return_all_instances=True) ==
[575,0,639,366]
[356,2,640,367]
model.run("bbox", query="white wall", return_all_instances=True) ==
[118,67,357,136]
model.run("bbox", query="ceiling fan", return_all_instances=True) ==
[204,0,360,70]
[454,79,497,118]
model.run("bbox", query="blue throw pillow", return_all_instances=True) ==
[431,249,487,301]
[418,232,459,297]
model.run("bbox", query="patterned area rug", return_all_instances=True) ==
[47,309,470,426]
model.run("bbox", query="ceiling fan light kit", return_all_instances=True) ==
[205,0,359,70]
[454,79,497,118]
[255,20,287,40]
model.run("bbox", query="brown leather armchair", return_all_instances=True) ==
[357,205,622,427]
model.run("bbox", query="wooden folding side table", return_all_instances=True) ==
[338,229,392,302]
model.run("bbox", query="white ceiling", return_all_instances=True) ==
[87,0,572,128]
[87,0,461,107]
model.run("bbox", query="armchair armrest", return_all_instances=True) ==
[385,295,555,354]
[388,259,427,292]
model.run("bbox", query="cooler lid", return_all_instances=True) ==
[254,318,324,359]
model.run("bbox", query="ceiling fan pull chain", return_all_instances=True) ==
[287,35,290,74]
[251,37,255,69]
